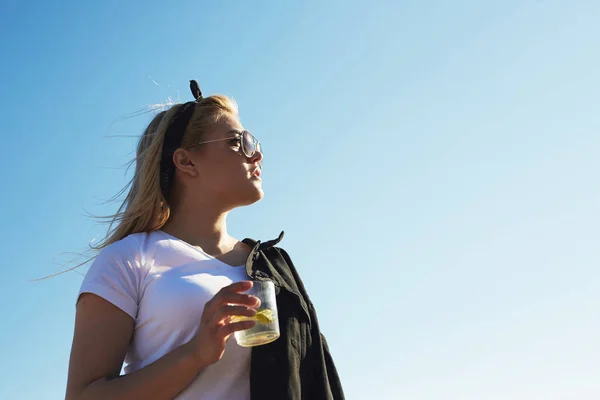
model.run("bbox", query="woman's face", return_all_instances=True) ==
[174,113,264,210]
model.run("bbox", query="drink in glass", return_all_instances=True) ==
[233,280,280,347]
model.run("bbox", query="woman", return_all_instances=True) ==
[65,81,344,400]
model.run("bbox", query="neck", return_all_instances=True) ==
[160,197,236,255]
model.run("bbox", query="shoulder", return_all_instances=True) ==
[79,233,154,318]
[95,233,145,262]
[243,231,295,265]
[88,231,158,276]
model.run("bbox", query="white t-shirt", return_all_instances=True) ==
[78,230,251,400]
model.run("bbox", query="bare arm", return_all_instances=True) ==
[65,281,259,400]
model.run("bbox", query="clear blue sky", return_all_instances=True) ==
[1,1,599,399]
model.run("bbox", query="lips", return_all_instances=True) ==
[251,168,262,178]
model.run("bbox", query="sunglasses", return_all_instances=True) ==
[187,130,262,160]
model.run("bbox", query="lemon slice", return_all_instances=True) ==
[231,309,275,324]
[254,309,275,324]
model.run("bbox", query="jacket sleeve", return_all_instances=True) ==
[277,247,346,400]
[321,333,345,400]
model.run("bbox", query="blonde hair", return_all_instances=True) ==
[93,95,239,251]
[32,94,238,281]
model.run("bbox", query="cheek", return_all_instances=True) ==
[201,158,246,190]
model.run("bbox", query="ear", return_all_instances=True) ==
[172,148,198,177]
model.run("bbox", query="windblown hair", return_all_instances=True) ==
[93,94,238,251]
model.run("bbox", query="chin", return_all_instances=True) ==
[249,187,265,204]
[237,186,264,207]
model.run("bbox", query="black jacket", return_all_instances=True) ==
[243,232,345,400]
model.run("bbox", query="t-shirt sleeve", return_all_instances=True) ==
[78,237,143,320]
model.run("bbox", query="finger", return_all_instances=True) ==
[219,291,261,307]
[223,281,253,293]
[205,292,260,316]
[204,281,253,309]
[211,305,256,326]
[217,320,256,338]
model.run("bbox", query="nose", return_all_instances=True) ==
[250,148,263,165]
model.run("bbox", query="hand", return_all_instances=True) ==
[187,281,260,368]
